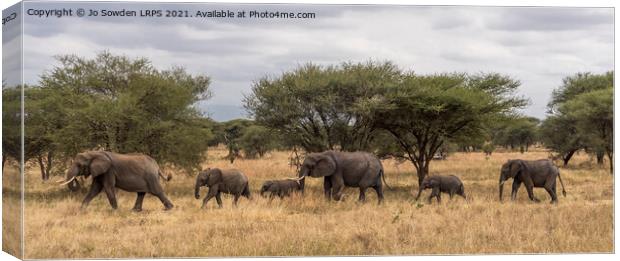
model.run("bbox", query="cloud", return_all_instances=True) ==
[487,7,613,32]
[17,2,614,121]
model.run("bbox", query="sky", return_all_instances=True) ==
[2,2,614,121]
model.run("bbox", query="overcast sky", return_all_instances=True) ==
[3,2,614,121]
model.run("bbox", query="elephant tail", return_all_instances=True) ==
[159,170,172,182]
[557,168,566,197]
[380,169,392,190]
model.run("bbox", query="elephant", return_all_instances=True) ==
[260,178,303,199]
[499,159,566,204]
[415,175,467,204]
[57,151,173,211]
[194,168,251,208]
[297,150,390,204]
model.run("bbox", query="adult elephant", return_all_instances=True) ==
[499,159,566,204]
[58,151,174,211]
[297,151,390,204]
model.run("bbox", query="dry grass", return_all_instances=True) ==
[2,147,613,258]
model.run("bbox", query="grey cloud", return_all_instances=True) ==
[488,7,613,31]
[13,3,615,121]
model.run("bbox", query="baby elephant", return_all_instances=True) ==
[194,168,251,208]
[260,177,304,199]
[415,175,467,204]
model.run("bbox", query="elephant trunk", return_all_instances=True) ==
[194,181,202,199]
[58,164,79,186]
[298,167,308,192]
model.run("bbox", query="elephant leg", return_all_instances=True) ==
[373,184,384,205]
[215,192,223,208]
[233,194,240,206]
[431,187,441,204]
[150,190,174,210]
[202,188,217,208]
[449,191,455,200]
[524,180,540,202]
[103,186,118,209]
[332,186,344,201]
[323,177,333,201]
[511,180,522,201]
[150,181,174,210]
[545,182,558,204]
[331,181,345,201]
[358,187,367,202]
[81,180,103,209]
[133,192,146,212]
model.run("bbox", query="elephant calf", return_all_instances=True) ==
[415,175,467,204]
[260,178,303,199]
[194,168,251,208]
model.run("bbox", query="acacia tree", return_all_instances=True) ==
[370,73,526,186]
[564,88,613,173]
[2,86,22,170]
[492,116,539,153]
[539,115,582,166]
[542,71,613,168]
[35,51,213,174]
[238,125,279,159]
[244,61,401,152]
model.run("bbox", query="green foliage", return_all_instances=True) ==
[2,86,22,165]
[564,88,613,171]
[549,71,613,112]
[244,61,401,152]
[491,116,539,153]
[219,119,253,162]
[539,115,581,165]
[31,51,213,174]
[238,125,279,159]
[482,142,495,156]
[542,71,613,170]
[370,72,526,184]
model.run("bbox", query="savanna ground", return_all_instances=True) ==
[2,147,614,258]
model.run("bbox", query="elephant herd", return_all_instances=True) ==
[57,150,567,211]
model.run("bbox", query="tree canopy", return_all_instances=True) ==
[244,61,401,152]
[541,71,613,172]
[23,51,214,175]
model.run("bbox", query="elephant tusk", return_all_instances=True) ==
[58,177,76,186]
[287,176,305,181]
[499,180,505,186]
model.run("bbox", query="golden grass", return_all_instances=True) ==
[2,147,613,258]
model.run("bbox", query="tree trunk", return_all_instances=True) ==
[2,153,6,172]
[45,151,54,179]
[414,160,430,187]
[563,150,576,167]
[596,151,605,165]
[37,154,48,180]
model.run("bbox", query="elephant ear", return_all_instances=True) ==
[429,178,440,187]
[87,152,112,178]
[313,154,336,177]
[508,160,523,178]
[207,168,224,186]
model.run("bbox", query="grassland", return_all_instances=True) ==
[2,147,614,258]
